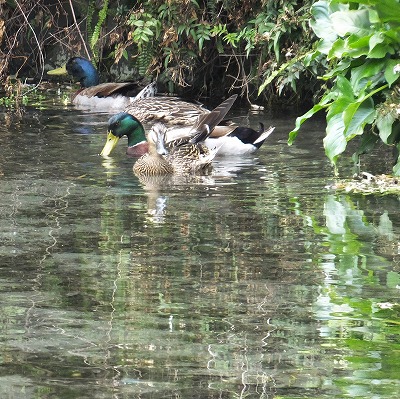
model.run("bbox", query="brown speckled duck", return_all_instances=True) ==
[127,95,238,176]
[101,101,275,158]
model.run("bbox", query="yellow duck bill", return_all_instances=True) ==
[47,64,68,75]
[100,132,120,156]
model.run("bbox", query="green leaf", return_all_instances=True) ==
[344,97,375,138]
[331,9,371,37]
[310,0,338,43]
[350,60,384,93]
[323,95,353,162]
[143,27,154,36]
[288,103,329,145]
[384,59,400,86]
[258,54,308,95]
[368,31,384,53]
[303,50,321,67]
[324,112,347,162]
[199,37,204,51]
[190,28,198,41]
[288,88,336,144]
[375,0,400,24]
[352,128,380,161]
[322,59,351,79]
[328,38,347,59]
[368,32,394,58]
[336,75,355,102]
[328,34,371,60]
[273,31,281,62]
[132,20,144,27]
[347,33,371,50]
[177,25,185,35]
[376,112,396,144]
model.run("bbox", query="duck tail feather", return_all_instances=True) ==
[253,126,275,147]
[190,94,238,141]
[133,82,157,102]
[189,124,211,144]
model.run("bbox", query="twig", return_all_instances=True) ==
[13,0,44,95]
[68,0,91,60]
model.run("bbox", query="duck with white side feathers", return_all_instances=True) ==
[47,56,156,110]
[100,106,275,157]
[164,122,275,156]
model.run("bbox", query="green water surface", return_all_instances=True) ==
[0,101,399,398]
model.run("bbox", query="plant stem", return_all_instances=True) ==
[68,0,91,60]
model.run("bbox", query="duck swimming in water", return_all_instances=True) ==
[131,95,238,176]
[47,56,156,110]
[47,57,275,151]
[101,108,275,157]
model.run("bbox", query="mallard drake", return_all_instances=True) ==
[47,56,156,110]
[132,95,238,176]
[206,123,275,155]
[101,99,275,157]
[124,96,275,153]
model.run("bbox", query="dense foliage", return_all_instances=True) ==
[285,0,400,174]
[0,0,315,102]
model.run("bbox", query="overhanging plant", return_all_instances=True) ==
[285,0,400,175]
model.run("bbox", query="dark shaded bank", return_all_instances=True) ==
[0,0,317,106]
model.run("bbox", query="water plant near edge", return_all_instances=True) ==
[282,0,400,175]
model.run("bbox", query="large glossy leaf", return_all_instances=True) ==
[328,38,347,59]
[347,33,371,49]
[384,59,400,86]
[324,96,351,162]
[350,59,384,93]
[324,112,347,162]
[336,75,355,101]
[368,33,395,58]
[343,97,375,138]
[289,0,400,174]
[331,9,370,37]
[376,112,396,144]
[310,0,338,53]
[288,103,328,145]
[375,0,400,24]
[368,32,391,58]
[310,1,338,42]
[328,35,370,60]
[323,91,374,162]
[288,89,337,145]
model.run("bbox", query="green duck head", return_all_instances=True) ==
[48,57,99,88]
[100,113,147,156]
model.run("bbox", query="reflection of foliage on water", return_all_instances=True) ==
[92,179,330,397]
[1,107,399,398]
[296,193,400,398]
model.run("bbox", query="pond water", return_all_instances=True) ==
[0,96,399,399]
